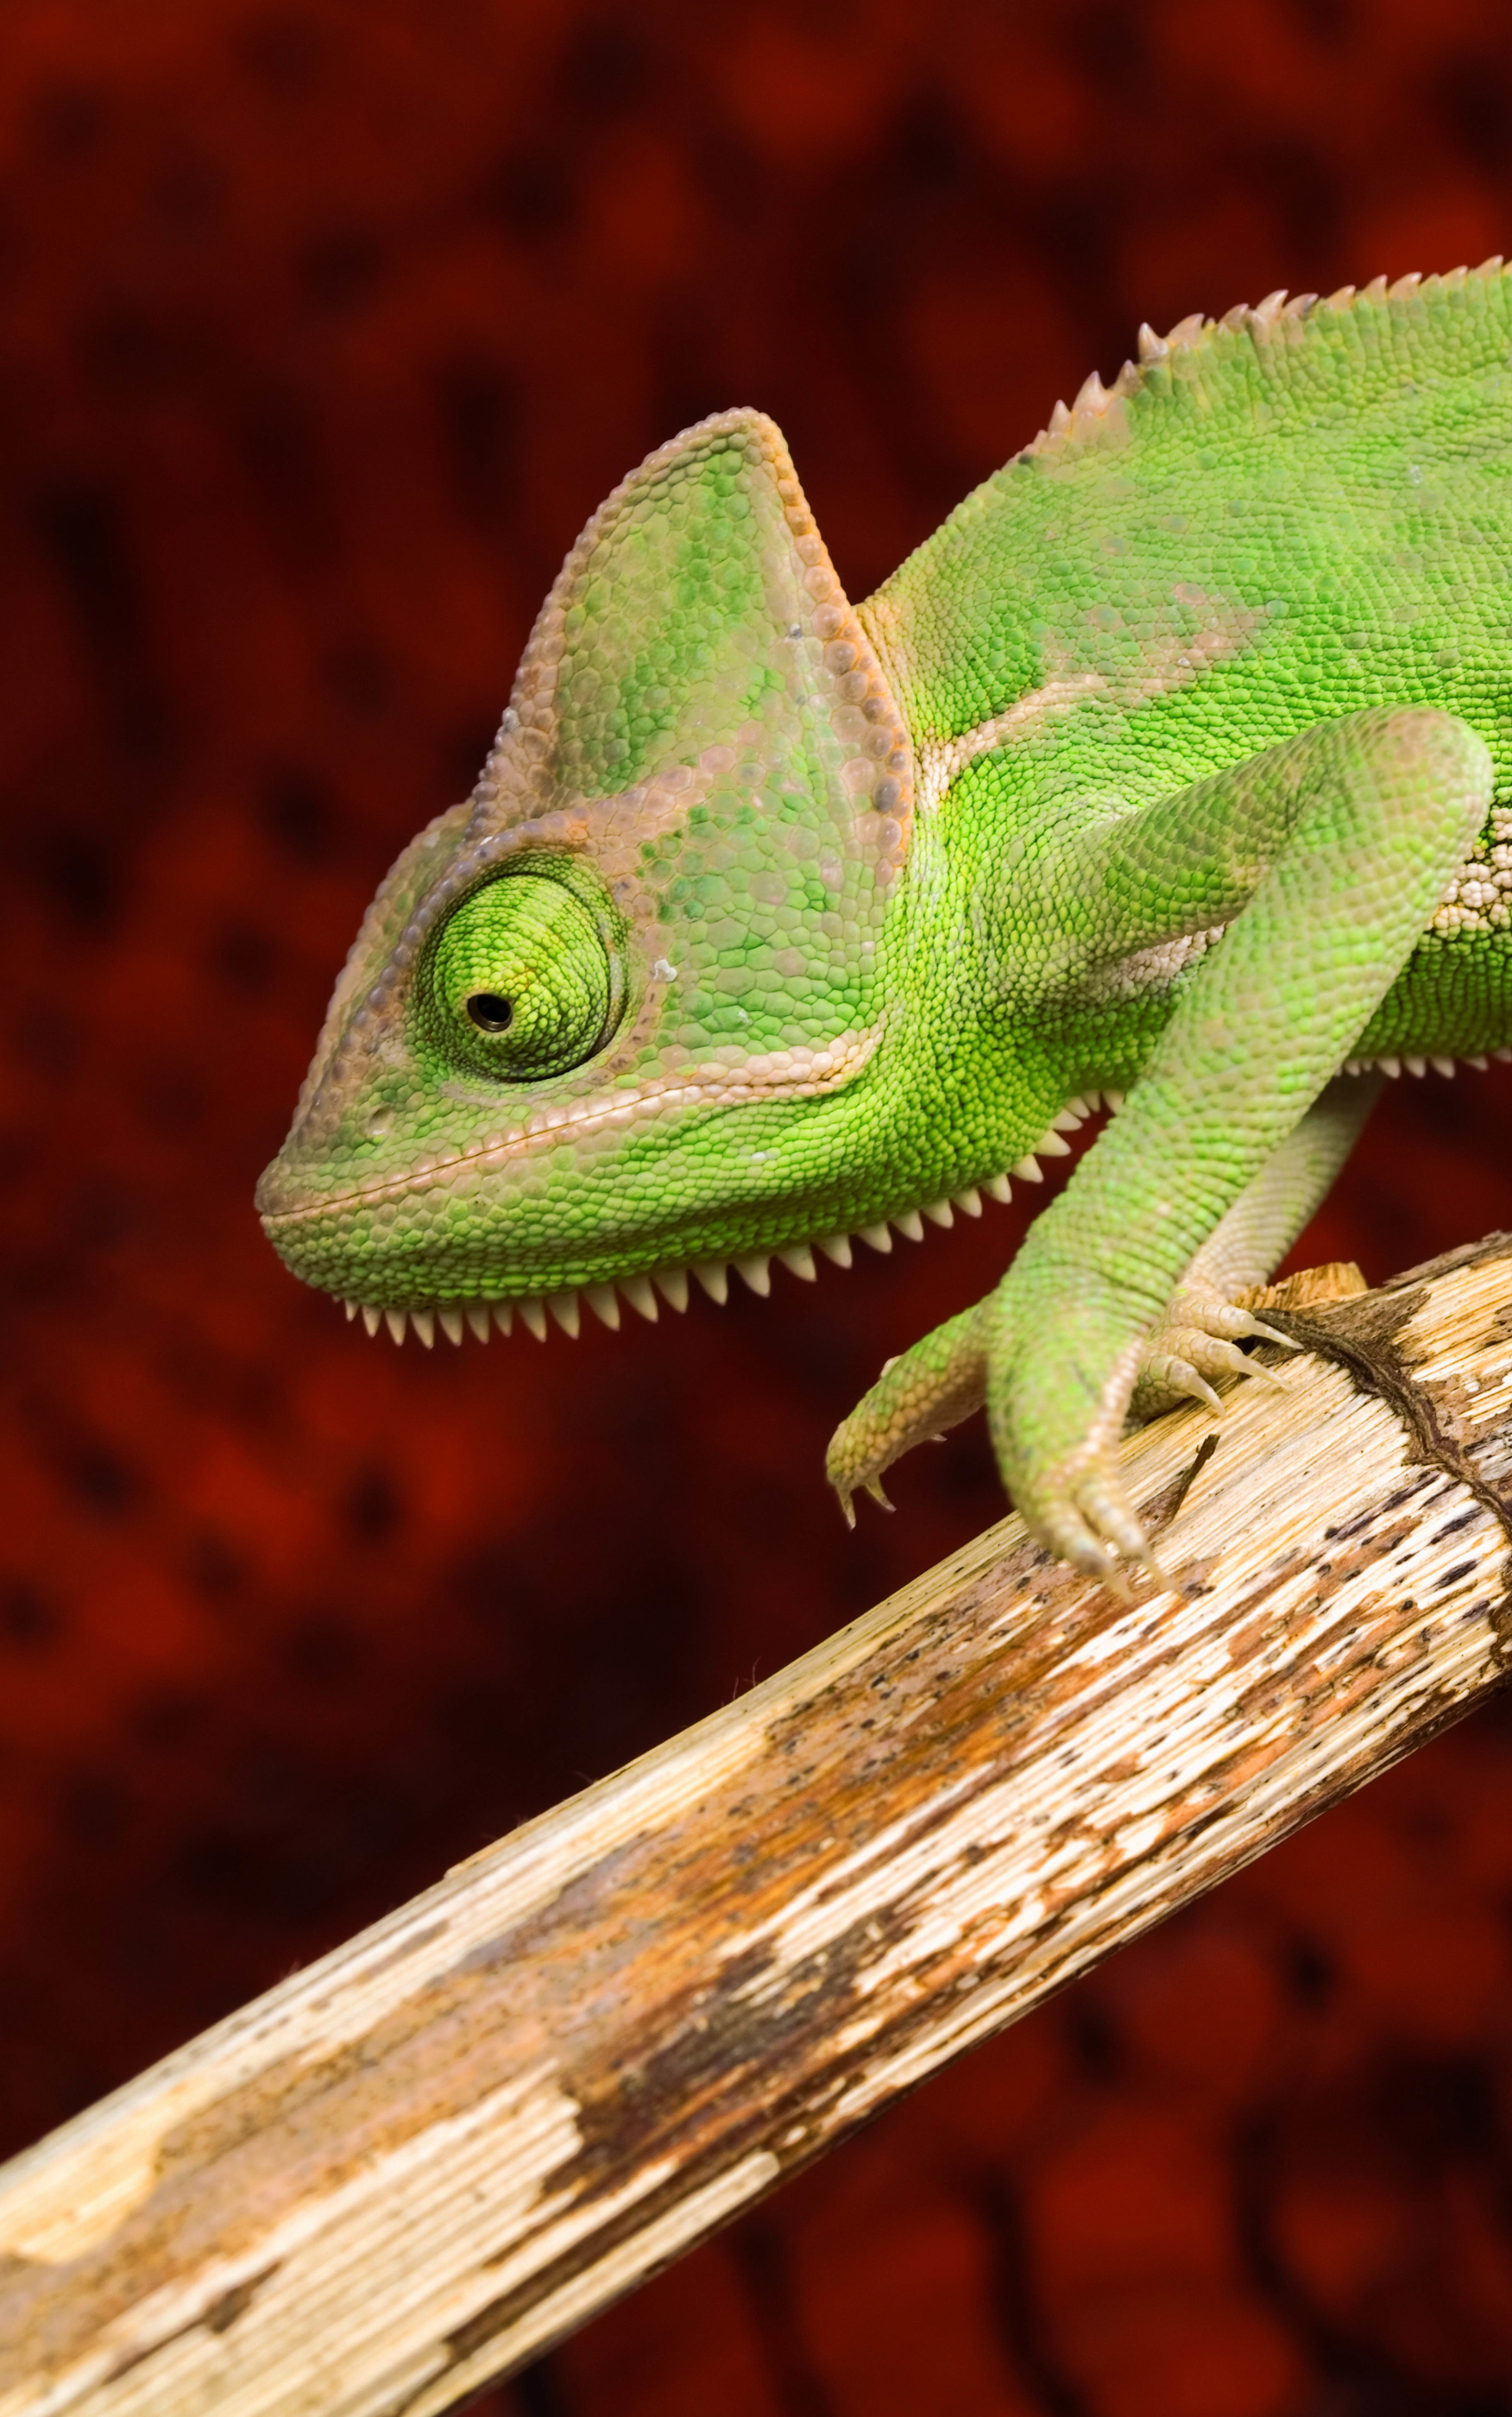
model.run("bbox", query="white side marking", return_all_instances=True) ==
[915,591,1269,820]
[1432,806,1512,935]
[916,678,1104,814]
[1086,924,1230,1004]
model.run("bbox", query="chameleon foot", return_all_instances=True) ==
[990,1326,1177,1586]
[1128,1281,1298,1422]
[829,1272,1298,1544]
[832,1290,1175,1587]
[1033,1452,1170,1593]
[827,1299,988,1524]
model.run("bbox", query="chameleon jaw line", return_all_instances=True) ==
[337,1099,1116,1343]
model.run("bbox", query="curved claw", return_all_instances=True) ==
[1028,1448,1170,1594]
[1232,1348,1291,1392]
[1131,1284,1300,1423]
[1076,1469,1161,1575]
[1143,1352,1223,1414]
[1036,1495,1124,1585]
[831,1469,896,1530]
[1164,1294,1295,1351]
[1229,1310,1301,1353]
[1192,1334,1291,1392]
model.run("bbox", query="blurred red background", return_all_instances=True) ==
[6,3,1512,2410]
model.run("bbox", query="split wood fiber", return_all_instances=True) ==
[6,1234,1512,2417]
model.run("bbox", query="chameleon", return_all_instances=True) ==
[258,260,1512,1581]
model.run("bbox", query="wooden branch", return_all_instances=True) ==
[6,1234,1512,2417]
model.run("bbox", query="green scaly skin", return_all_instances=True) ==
[259,262,1512,1580]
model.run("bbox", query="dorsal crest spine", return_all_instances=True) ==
[1024,256,1509,464]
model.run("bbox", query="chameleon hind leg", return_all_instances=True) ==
[1128,1068,1383,1418]
[991,704,1490,1575]
[826,1071,1382,1518]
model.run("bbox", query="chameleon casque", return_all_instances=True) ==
[259,262,1512,1581]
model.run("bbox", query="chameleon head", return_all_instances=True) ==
[255,409,917,1312]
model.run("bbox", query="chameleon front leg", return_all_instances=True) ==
[993,706,1489,1575]
[832,709,1487,1572]
[826,1071,1383,1518]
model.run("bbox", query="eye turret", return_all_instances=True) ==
[420,860,625,1081]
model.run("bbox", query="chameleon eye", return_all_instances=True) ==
[423,866,623,1081]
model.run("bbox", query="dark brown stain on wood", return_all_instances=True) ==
[101,2260,282,2382]
[1264,1243,1512,1657]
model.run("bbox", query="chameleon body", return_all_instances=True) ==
[259,262,1512,1576]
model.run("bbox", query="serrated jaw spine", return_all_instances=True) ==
[343,1098,1116,1347]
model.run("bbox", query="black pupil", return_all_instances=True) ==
[467,992,513,1033]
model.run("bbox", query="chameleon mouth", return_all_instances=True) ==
[336,1093,1118,1343]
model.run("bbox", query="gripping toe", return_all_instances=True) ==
[1130,1282,1297,1422]
[827,1298,990,1518]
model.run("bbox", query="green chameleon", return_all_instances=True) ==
[258,262,1512,1581]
